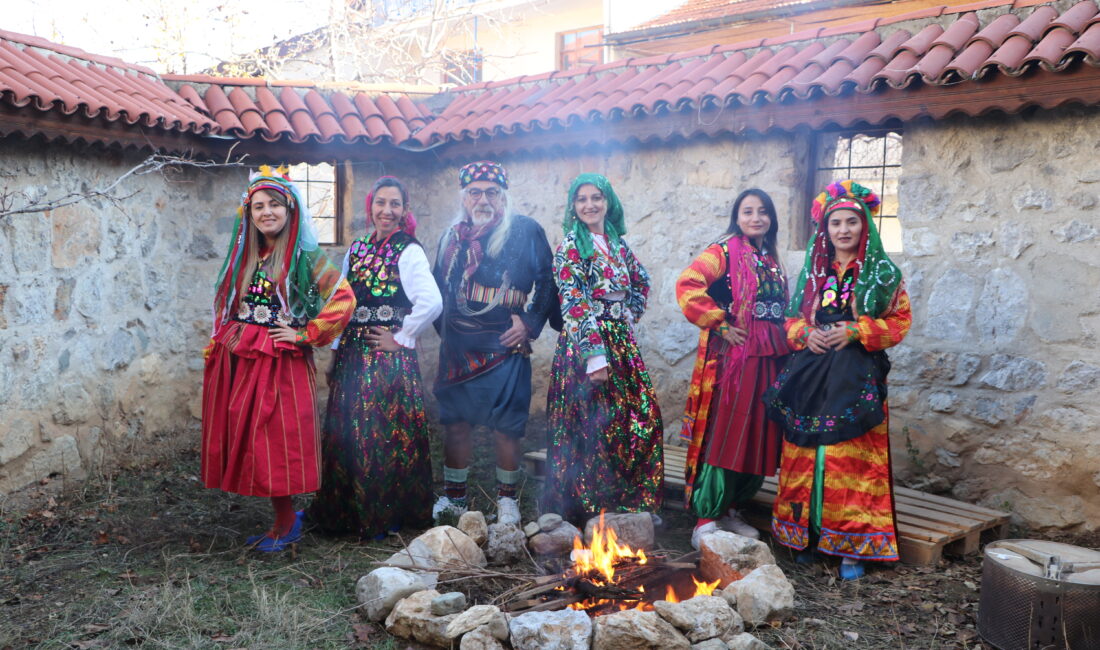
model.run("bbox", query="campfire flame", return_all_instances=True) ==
[570,512,647,585]
[664,576,721,603]
[565,512,721,613]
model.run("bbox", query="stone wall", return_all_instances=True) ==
[344,109,1100,530]
[0,140,246,493]
[3,105,1098,530]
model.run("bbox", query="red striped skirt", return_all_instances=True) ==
[201,322,321,497]
[702,322,787,476]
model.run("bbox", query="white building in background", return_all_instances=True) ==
[217,0,670,86]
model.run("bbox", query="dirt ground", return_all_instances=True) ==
[0,431,1093,650]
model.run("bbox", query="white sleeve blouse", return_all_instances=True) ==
[393,243,442,349]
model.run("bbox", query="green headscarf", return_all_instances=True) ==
[788,180,903,319]
[563,173,626,259]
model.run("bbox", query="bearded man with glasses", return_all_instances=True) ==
[431,161,558,526]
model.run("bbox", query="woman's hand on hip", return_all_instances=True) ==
[366,327,400,352]
[718,323,748,347]
[270,324,304,345]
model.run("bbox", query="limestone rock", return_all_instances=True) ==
[699,531,775,587]
[530,520,583,556]
[975,268,1026,345]
[538,513,564,532]
[384,525,487,571]
[1058,361,1100,393]
[524,521,541,537]
[725,632,770,649]
[509,609,593,650]
[928,391,958,413]
[692,639,730,650]
[584,513,655,550]
[924,272,978,341]
[384,589,458,647]
[725,565,795,625]
[460,624,507,650]
[1053,219,1098,243]
[445,604,507,639]
[356,566,437,622]
[486,523,526,564]
[979,354,1047,391]
[592,609,691,650]
[653,600,695,630]
[999,221,1034,260]
[431,591,467,616]
[458,511,489,546]
[679,595,743,642]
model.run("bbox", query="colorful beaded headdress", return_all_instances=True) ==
[213,165,334,326]
[789,179,901,319]
[459,161,508,189]
[563,173,626,260]
[810,180,881,224]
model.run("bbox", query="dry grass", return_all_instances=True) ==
[2,427,1079,649]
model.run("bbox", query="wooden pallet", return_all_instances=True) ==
[523,445,1009,565]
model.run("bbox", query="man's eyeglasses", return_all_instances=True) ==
[465,187,502,200]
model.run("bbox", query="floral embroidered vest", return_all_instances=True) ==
[347,232,414,327]
[235,262,301,327]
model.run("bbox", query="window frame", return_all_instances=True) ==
[289,160,347,247]
[799,127,904,251]
[557,25,604,71]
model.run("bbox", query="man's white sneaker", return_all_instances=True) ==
[497,496,521,526]
[691,520,719,550]
[719,509,760,539]
[432,495,467,523]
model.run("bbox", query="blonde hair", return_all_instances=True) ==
[234,189,291,312]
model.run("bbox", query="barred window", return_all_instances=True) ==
[811,130,903,253]
[289,162,343,245]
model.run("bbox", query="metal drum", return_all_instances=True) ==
[978,539,1100,650]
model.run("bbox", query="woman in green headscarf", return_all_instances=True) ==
[765,180,911,580]
[543,173,664,521]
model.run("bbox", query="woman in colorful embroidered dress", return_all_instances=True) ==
[544,173,663,521]
[765,180,911,580]
[306,177,442,539]
[676,189,789,550]
[202,166,356,552]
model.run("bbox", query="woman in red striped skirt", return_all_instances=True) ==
[676,189,790,550]
[202,166,355,552]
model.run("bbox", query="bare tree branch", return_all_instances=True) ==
[0,153,250,219]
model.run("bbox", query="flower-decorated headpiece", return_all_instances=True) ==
[215,165,335,328]
[459,161,508,189]
[242,164,298,211]
[810,180,881,224]
[789,179,901,320]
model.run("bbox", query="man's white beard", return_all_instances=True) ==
[468,209,499,225]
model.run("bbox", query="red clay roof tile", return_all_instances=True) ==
[970,12,1021,46]
[1048,0,1099,34]
[7,4,1100,152]
[1067,21,1100,58]
[932,12,981,49]
[1010,4,1059,39]
[1026,25,1078,67]
[984,33,1036,71]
